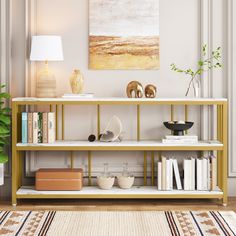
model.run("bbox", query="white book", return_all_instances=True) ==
[157,162,162,190]
[162,156,166,190]
[173,159,182,190]
[197,158,203,190]
[32,112,38,144]
[191,158,195,190]
[162,139,198,144]
[207,158,211,190]
[48,112,55,143]
[184,159,192,190]
[166,159,173,190]
[62,93,94,98]
[165,135,198,141]
[202,158,208,190]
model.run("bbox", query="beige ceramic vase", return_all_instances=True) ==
[70,69,84,94]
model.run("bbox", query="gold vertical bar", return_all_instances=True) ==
[88,151,92,186]
[144,151,147,186]
[217,105,223,188]
[56,105,59,140]
[62,105,64,140]
[151,152,155,186]
[97,105,100,137]
[137,105,140,141]
[70,151,74,168]
[171,105,174,135]
[171,105,174,121]
[12,102,18,205]
[222,102,228,206]
[50,105,52,112]
[185,105,188,134]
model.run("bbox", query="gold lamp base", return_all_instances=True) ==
[36,61,57,98]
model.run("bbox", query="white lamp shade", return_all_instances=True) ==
[30,35,64,61]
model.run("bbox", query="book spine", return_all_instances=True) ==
[21,112,28,143]
[42,113,48,143]
[202,158,208,190]
[48,112,55,143]
[197,159,202,190]
[184,160,191,190]
[27,113,33,143]
[37,112,43,143]
[207,158,211,190]
[157,162,162,190]
[191,158,195,190]
[33,112,38,144]
[166,159,170,190]
[173,159,182,190]
[161,157,166,191]
[169,159,173,190]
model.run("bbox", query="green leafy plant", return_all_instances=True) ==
[0,84,11,163]
[170,45,222,96]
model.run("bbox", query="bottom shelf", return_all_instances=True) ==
[16,186,223,199]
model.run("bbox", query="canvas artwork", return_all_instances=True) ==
[89,0,159,70]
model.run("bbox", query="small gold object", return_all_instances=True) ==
[70,69,84,94]
[145,84,156,98]
[126,81,143,98]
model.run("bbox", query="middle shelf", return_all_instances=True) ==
[16,140,223,151]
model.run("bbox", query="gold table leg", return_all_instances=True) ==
[137,105,140,141]
[88,151,92,186]
[151,152,155,186]
[97,105,100,137]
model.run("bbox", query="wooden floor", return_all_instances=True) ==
[1,198,236,211]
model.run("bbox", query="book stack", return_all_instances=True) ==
[21,112,56,144]
[157,157,182,191]
[162,135,198,144]
[157,155,217,191]
[62,93,94,99]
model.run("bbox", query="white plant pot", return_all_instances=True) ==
[117,176,135,189]
[0,163,4,186]
[97,176,115,190]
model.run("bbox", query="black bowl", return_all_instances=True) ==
[163,121,194,136]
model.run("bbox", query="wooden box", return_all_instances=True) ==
[35,168,83,191]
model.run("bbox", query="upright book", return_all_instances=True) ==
[33,112,38,144]
[42,113,48,143]
[48,112,55,143]
[27,113,33,143]
[21,112,28,143]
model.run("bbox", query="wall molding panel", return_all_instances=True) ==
[227,0,236,177]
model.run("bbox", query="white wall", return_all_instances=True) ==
[1,0,235,197]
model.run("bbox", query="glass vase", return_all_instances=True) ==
[192,78,201,98]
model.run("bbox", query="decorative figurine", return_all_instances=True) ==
[126,81,144,98]
[145,84,156,98]
[100,116,123,142]
[70,69,84,94]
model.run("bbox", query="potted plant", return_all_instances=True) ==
[0,84,11,185]
[170,45,222,97]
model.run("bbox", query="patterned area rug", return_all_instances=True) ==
[0,211,236,236]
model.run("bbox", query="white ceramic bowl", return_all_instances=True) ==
[97,176,115,190]
[117,176,135,189]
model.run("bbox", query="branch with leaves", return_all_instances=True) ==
[0,84,11,163]
[170,45,222,96]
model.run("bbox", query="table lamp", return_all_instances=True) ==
[30,35,64,98]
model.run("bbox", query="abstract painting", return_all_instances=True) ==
[89,0,159,70]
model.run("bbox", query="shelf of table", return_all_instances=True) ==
[16,186,223,199]
[16,140,223,151]
[12,97,227,106]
